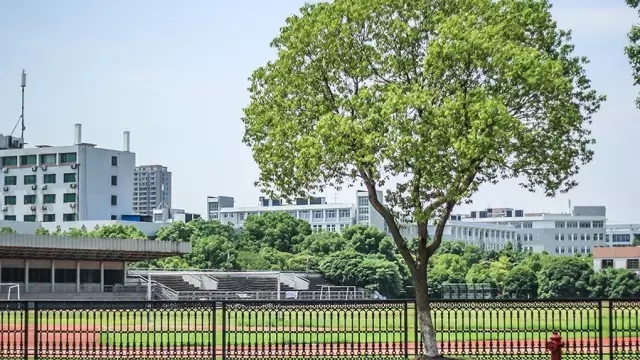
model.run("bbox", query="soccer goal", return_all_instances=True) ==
[319,285,357,300]
[0,283,21,300]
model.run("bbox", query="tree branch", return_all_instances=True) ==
[358,167,417,276]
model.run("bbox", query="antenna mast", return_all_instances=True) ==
[20,70,26,141]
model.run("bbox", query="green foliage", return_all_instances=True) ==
[537,256,594,298]
[0,226,15,234]
[241,212,311,253]
[626,0,640,107]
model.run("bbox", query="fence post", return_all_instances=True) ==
[404,301,408,359]
[23,301,29,360]
[32,302,38,360]
[546,331,564,360]
[221,302,227,360]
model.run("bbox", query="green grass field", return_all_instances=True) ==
[1,302,638,347]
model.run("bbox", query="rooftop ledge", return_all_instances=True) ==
[0,234,191,261]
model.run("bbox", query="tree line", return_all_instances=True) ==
[5,211,639,299]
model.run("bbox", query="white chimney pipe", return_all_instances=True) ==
[74,124,82,144]
[123,131,130,152]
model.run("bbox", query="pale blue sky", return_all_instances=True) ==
[0,1,638,222]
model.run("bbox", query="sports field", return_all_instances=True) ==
[1,304,638,343]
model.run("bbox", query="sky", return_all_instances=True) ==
[0,0,638,223]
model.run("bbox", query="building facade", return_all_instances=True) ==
[399,221,517,251]
[593,246,640,273]
[0,124,134,222]
[207,191,386,232]
[133,165,172,215]
[457,206,607,255]
[605,224,640,247]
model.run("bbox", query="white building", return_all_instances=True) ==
[605,224,640,247]
[207,191,386,232]
[0,124,134,222]
[133,165,172,215]
[399,221,517,251]
[457,206,607,255]
[593,246,640,273]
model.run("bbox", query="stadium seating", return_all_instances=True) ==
[215,276,293,292]
[151,275,198,292]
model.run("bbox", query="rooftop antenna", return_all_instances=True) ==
[20,70,26,141]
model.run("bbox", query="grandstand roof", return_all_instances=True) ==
[0,234,191,261]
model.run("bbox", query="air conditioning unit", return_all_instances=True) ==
[31,166,37,171]
[31,185,37,190]
[41,185,47,190]
[70,203,76,208]
[1,206,7,211]
[2,168,8,173]
[30,205,36,211]
[2,186,7,192]
[41,205,47,210]
[41,166,47,171]
[70,164,78,169]
[70,183,77,189]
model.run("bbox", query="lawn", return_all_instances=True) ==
[0,301,637,346]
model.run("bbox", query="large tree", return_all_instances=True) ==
[242,0,604,357]
[626,0,640,107]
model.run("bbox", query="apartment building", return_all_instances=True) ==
[0,124,134,222]
[605,224,640,247]
[133,165,172,215]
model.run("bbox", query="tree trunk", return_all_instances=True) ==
[415,273,440,358]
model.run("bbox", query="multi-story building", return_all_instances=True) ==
[456,206,608,255]
[206,191,386,232]
[605,224,640,247]
[0,124,134,222]
[133,165,172,215]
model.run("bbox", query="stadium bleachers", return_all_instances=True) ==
[151,275,198,292]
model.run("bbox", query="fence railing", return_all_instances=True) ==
[0,299,637,359]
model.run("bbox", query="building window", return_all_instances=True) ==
[313,210,323,219]
[111,156,118,166]
[40,154,57,165]
[4,196,16,205]
[592,221,604,228]
[555,221,565,228]
[299,211,309,219]
[63,213,77,222]
[111,195,117,206]
[522,222,533,228]
[627,259,639,270]
[111,215,117,220]
[23,175,36,185]
[357,196,368,207]
[43,214,55,222]
[20,155,37,166]
[23,215,36,222]
[326,210,336,219]
[59,152,77,163]
[23,195,36,205]
[579,221,591,228]
[43,194,56,204]
[63,173,76,183]
[238,213,245,221]
[601,259,613,269]
[586,234,591,241]
[3,215,15,221]
[567,221,578,228]
[111,175,117,186]
[43,174,56,184]
[2,156,17,167]
[63,193,76,203]
[4,176,16,186]
[339,209,351,218]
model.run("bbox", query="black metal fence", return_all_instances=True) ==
[0,299,638,359]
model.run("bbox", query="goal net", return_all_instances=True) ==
[0,283,21,300]
[319,285,357,300]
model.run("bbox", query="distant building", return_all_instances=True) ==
[0,124,134,222]
[457,206,607,255]
[593,246,640,273]
[399,221,517,251]
[133,165,172,215]
[605,224,640,247]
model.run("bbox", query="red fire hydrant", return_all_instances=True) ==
[546,331,564,360]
